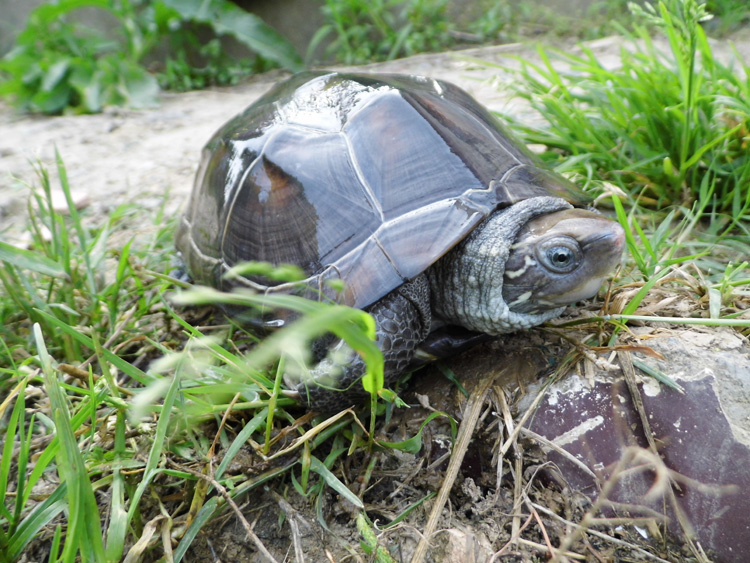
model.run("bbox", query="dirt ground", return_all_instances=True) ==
[2,34,750,237]
[3,36,750,563]
[0,37,696,237]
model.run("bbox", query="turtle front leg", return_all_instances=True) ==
[292,275,432,411]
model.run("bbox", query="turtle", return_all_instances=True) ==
[175,71,625,410]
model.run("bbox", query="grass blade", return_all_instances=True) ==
[309,455,363,509]
[7,484,68,560]
[126,353,184,523]
[33,309,152,385]
[34,323,105,561]
[0,241,68,278]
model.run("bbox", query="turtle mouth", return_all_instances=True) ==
[582,227,626,255]
[544,274,610,307]
[588,226,626,269]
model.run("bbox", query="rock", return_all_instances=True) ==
[433,526,494,563]
[519,327,750,563]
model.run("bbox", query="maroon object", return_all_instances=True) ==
[523,329,750,563]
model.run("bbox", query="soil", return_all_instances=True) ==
[3,37,750,563]
[3,34,750,238]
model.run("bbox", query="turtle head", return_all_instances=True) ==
[502,208,625,313]
[427,197,625,336]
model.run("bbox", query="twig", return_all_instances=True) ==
[619,351,658,452]
[494,388,524,545]
[269,489,306,563]
[531,501,674,563]
[410,375,494,563]
[517,537,586,560]
[527,498,560,559]
[496,373,550,458]
[490,512,535,561]
[620,352,710,561]
[208,392,243,465]
[168,460,279,563]
[266,408,359,461]
[520,427,600,486]
[551,448,653,561]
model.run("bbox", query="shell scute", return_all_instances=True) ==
[343,90,486,221]
[222,126,380,279]
[176,71,587,309]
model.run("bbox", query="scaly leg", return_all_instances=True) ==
[292,275,431,411]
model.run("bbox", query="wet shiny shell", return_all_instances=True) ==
[176,71,588,310]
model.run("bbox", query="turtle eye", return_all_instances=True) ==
[537,237,581,274]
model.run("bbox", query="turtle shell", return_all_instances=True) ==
[176,71,588,310]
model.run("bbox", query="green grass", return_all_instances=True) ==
[311,0,750,66]
[2,0,750,559]
[309,0,454,65]
[0,0,302,114]
[496,3,749,207]
[0,155,424,560]
[498,12,749,215]
[489,0,750,335]
[6,0,750,112]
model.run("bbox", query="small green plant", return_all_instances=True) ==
[0,158,429,559]
[497,0,750,215]
[0,154,174,393]
[0,0,159,114]
[158,38,272,92]
[466,1,515,42]
[310,0,454,65]
[155,0,303,82]
[705,0,750,32]
[0,0,302,114]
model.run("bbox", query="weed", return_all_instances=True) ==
[0,157,175,558]
[466,1,516,43]
[497,0,750,216]
[157,0,303,79]
[0,158,411,559]
[0,155,172,374]
[0,0,302,114]
[0,0,159,114]
[158,37,272,92]
[310,0,454,65]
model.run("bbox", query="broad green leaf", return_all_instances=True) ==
[161,0,303,71]
[69,62,102,112]
[31,0,112,25]
[41,59,70,92]
[120,60,160,108]
[31,79,72,114]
